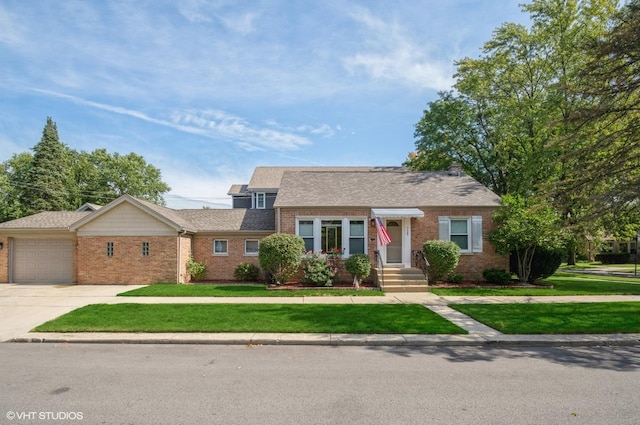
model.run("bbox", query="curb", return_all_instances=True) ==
[10,332,640,348]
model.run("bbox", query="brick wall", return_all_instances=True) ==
[412,208,508,281]
[0,236,8,282]
[192,234,268,281]
[77,236,179,284]
[280,206,508,282]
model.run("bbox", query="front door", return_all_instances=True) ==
[386,220,402,263]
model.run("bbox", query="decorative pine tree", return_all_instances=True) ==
[20,117,73,215]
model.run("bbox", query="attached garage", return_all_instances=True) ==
[11,239,74,283]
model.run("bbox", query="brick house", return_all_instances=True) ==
[0,165,507,287]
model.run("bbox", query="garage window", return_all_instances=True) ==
[142,242,150,257]
[106,242,114,257]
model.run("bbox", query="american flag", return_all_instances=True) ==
[375,217,392,246]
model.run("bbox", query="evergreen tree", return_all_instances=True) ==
[20,117,73,215]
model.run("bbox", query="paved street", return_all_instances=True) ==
[1,343,639,425]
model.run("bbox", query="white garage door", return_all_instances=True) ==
[12,239,74,283]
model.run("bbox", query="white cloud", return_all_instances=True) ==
[173,109,313,151]
[0,4,25,46]
[30,89,313,152]
[342,6,454,91]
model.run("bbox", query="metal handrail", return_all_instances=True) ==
[373,250,384,289]
[412,250,430,282]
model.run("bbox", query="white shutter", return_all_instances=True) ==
[471,216,483,253]
[438,217,450,241]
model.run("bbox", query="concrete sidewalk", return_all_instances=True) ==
[2,283,640,347]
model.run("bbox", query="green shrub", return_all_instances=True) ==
[234,263,260,281]
[510,247,566,282]
[447,273,464,284]
[423,240,461,282]
[344,253,371,285]
[595,252,629,264]
[258,234,306,285]
[482,268,512,285]
[187,256,207,281]
[301,253,334,286]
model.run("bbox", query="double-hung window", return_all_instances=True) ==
[245,240,259,256]
[296,218,367,256]
[439,216,483,253]
[348,220,365,254]
[213,239,228,255]
[298,220,314,252]
[254,193,266,209]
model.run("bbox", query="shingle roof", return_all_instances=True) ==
[177,209,275,232]
[247,166,405,192]
[0,211,91,229]
[273,170,501,208]
[227,184,249,196]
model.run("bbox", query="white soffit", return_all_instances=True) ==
[371,208,424,218]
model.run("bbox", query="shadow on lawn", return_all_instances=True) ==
[363,345,640,372]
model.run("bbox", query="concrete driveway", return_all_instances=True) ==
[0,283,144,341]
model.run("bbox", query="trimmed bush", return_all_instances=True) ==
[234,263,260,281]
[301,253,334,286]
[482,268,512,285]
[423,240,461,282]
[510,247,566,283]
[258,234,306,285]
[595,252,629,264]
[447,273,464,284]
[344,253,371,286]
[187,256,206,282]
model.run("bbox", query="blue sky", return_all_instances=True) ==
[0,1,529,209]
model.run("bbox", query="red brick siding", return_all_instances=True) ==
[279,207,508,282]
[77,236,179,284]
[412,208,508,280]
[0,237,8,282]
[192,235,267,281]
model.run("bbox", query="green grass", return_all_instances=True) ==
[430,272,640,296]
[451,302,640,334]
[33,303,466,334]
[118,284,383,297]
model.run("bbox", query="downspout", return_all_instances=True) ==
[177,230,187,283]
[276,208,281,233]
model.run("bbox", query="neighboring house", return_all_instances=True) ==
[0,165,507,286]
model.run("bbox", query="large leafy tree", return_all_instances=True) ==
[0,118,171,221]
[406,0,617,200]
[69,149,170,206]
[405,0,619,263]
[554,0,640,235]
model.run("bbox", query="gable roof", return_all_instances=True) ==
[0,211,92,230]
[227,184,249,196]
[69,194,197,232]
[177,209,275,232]
[273,170,501,208]
[247,166,405,192]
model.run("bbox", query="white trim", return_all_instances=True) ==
[371,208,424,218]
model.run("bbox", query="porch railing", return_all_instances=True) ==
[373,250,384,289]
[411,250,430,282]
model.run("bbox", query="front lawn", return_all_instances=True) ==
[451,302,640,334]
[430,272,640,296]
[118,284,383,297]
[34,303,466,334]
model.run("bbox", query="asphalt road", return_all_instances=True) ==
[1,343,639,425]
